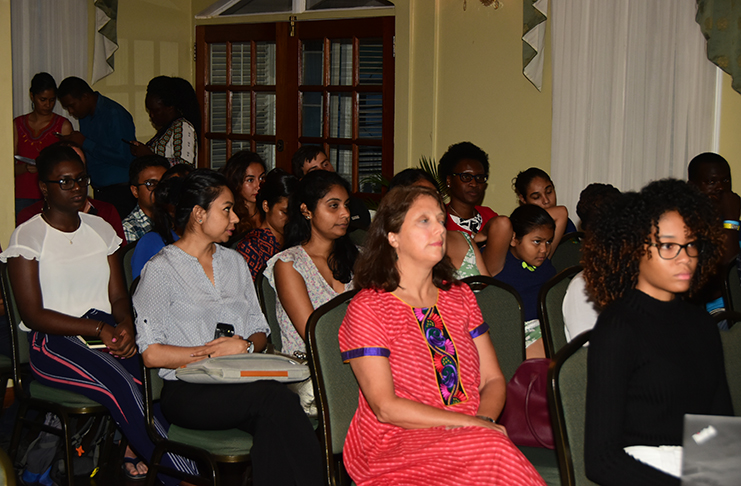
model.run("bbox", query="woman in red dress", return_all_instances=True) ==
[339,185,545,485]
[13,72,73,217]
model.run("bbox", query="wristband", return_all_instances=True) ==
[476,415,496,424]
[723,220,740,231]
[95,321,105,337]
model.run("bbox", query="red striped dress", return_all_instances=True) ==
[339,284,545,486]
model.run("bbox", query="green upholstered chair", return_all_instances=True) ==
[720,317,741,416]
[306,289,360,486]
[551,232,584,274]
[255,269,282,353]
[547,330,595,486]
[1,262,117,486]
[120,239,138,292]
[722,261,741,314]
[539,265,583,359]
[142,365,254,486]
[461,276,561,485]
[461,276,526,382]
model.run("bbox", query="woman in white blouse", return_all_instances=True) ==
[133,169,322,486]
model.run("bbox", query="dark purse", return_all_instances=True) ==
[497,358,554,449]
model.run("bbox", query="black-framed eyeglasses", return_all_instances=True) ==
[136,179,159,190]
[43,175,90,190]
[649,241,701,260]
[451,172,488,184]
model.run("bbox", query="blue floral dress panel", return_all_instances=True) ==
[413,306,469,406]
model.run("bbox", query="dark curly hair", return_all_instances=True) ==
[438,141,490,180]
[582,179,723,308]
[283,170,358,284]
[576,183,621,231]
[353,186,456,291]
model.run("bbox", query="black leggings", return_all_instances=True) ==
[161,379,323,486]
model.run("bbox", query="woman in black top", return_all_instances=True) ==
[581,179,733,486]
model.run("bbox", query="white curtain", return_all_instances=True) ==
[551,0,719,221]
[11,0,88,121]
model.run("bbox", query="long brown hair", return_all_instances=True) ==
[354,186,456,291]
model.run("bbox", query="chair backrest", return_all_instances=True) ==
[551,231,585,274]
[720,320,741,416]
[0,262,31,397]
[255,270,282,352]
[723,261,741,314]
[539,265,582,359]
[120,239,138,291]
[461,276,525,382]
[548,330,595,486]
[306,289,360,485]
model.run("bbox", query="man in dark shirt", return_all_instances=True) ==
[58,77,136,218]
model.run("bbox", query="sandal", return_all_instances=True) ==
[122,456,148,481]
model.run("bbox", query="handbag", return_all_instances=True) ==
[497,358,554,449]
[175,353,310,384]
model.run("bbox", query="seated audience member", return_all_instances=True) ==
[237,169,298,281]
[688,152,740,323]
[388,168,439,192]
[562,183,621,341]
[17,141,126,243]
[339,185,546,486]
[57,76,136,219]
[14,72,73,217]
[133,169,322,486]
[129,76,200,167]
[493,204,566,359]
[513,167,577,233]
[582,179,733,485]
[389,167,487,278]
[122,155,170,243]
[131,164,194,279]
[222,151,267,236]
[291,145,371,231]
[264,171,358,357]
[438,142,513,276]
[1,144,198,483]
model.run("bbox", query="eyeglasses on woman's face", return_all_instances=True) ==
[451,172,488,184]
[43,175,90,190]
[648,241,700,260]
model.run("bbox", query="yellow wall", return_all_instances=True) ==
[0,0,13,246]
[720,72,741,182]
[92,0,195,143]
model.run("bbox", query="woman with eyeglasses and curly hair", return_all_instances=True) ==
[582,179,733,486]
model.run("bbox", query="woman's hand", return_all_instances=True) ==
[190,335,250,359]
[100,322,138,359]
[129,141,155,158]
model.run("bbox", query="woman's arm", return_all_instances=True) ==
[8,256,125,351]
[473,333,506,420]
[106,252,137,358]
[350,355,506,433]
[60,119,73,136]
[480,216,513,276]
[274,259,314,340]
[545,206,568,258]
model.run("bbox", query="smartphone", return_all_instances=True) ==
[122,138,136,146]
[214,323,235,340]
[53,132,63,138]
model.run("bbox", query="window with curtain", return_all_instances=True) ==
[550,0,719,220]
[11,0,88,120]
